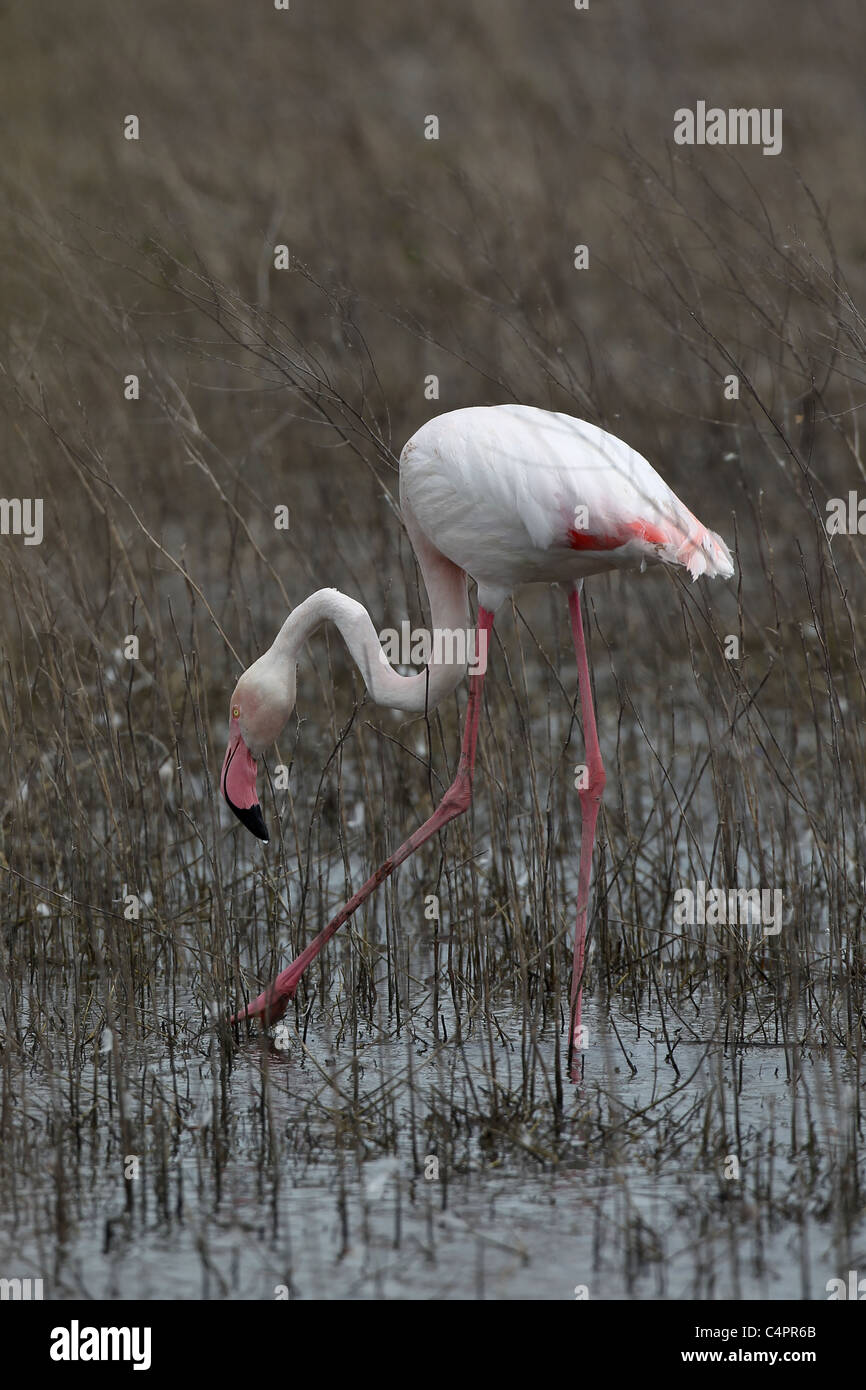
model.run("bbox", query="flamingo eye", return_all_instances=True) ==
[232,705,240,718]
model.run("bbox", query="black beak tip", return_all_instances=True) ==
[233,801,269,842]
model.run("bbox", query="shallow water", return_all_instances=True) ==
[2,987,861,1301]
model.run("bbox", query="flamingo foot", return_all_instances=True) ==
[229,963,301,1026]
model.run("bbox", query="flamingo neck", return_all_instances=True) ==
[269,534,471,715]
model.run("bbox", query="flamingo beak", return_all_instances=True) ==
[221,721,269,842]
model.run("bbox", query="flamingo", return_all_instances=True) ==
[220,404,734,1069]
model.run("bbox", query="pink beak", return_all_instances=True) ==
[221,719,269,842]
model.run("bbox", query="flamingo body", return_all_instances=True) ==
[221,405,734,1074]
[399,405,733,611]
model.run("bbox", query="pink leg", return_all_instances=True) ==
[568,583,606,1075]
[231,608,495,1027]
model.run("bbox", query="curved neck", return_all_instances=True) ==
[270,530,471,715]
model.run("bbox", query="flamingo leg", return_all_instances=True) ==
[231,607,495,1027]
[568,581,606,1074]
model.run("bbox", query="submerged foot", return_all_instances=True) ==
[229,971,296,1027]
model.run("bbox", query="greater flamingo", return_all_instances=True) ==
[221,405,734,1069]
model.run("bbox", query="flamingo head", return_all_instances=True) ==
[220,651,296,844]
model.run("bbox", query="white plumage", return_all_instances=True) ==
[400,404,734,611]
